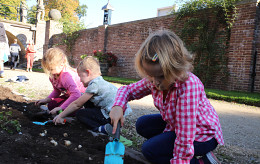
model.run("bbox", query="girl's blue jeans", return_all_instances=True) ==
[136,114,218,164]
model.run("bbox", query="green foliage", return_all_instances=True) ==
[0,0,21,20]
[103,76,138,85]
[27,5,37,24]
[59,18,85,65]
[205,88,260,107]
[81,50,118,67]
[174,0,242,87]
[76,4,87,20]
[0,111,21,134]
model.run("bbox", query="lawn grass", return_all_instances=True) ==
[103,76,138,85]
[205,88,260,107]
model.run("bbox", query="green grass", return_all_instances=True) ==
[205,88,260,107]
[103,76,138,85]
[103,76,260,107]
[32,68,44,73]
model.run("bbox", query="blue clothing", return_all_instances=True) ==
[136,114,218,164]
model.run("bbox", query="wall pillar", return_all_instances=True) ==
[35,21,46,60]
[43,20,63,55]
[97,25,106,52]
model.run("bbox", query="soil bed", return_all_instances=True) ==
[0,85,144,164]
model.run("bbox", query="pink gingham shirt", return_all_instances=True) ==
[113,72,224,164]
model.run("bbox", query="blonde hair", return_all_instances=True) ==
[135,30,194,82]
[42,48,70,76]
[77,56,101,75]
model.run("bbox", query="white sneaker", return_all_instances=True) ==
[40,105,49,111]
[206,151,221,164]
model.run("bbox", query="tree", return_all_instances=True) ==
[76,4,87,20]
[0,0,22,21]
[43,0,80,22]
[27,5,37,24]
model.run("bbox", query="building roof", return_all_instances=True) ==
[102,0,114,11]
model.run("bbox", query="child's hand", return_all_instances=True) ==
[50,107,63,115]
[53,114,65,125]
[109,106,124,134]
[35,98,51,106]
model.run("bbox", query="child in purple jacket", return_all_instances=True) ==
[35,48,86,115]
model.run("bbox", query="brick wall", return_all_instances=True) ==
[51,0,260,93]
[254,2,260,93]
[227,0,259,92]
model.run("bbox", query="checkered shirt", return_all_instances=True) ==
[113,72,224,164]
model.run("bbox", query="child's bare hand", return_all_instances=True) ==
[50,107,62,115]
[53,115,65,125]
[109,106,124,134]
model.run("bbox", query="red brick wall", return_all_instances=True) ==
[254,3,260,93]
[51,0,260,93]
[227,1,259,92]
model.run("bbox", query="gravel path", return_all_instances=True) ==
[1,67,260,163]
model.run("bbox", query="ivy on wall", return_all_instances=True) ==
[173,0,241,87]
[52,18,85,66]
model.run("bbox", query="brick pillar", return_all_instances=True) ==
[97,25,106,51]
[228,0,259,92]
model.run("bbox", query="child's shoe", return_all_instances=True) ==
[98,124,133,146]
[99,123,115,137]
[199,151,221,164]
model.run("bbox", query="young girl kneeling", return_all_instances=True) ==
[110,30,224,164]
[35,48,86,115]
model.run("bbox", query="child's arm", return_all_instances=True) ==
[53,92,93,124]
[58,73,83,110]
[110,79,151,133]
[113,78,151,111]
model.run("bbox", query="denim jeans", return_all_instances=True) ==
[136,114,218,164]
[76,101,111,130]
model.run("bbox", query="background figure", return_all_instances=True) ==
[0,22,10,77]
[0,51,9,78]
[26,40,36,72]
[9,39,21,70]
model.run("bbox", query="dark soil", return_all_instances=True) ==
[0,85,144,164]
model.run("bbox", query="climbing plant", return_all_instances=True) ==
[173,0,242,87]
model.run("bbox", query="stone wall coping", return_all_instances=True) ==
[0,18,34,29]
[236,0,260,5]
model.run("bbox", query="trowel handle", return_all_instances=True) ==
[63,117,74,123]
[115,121,121,140]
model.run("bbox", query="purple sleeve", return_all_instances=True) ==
[59,73,82,109]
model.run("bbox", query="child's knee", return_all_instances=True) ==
[135,116,145,135]
[142,141,161,163]
[75,109,83,119]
